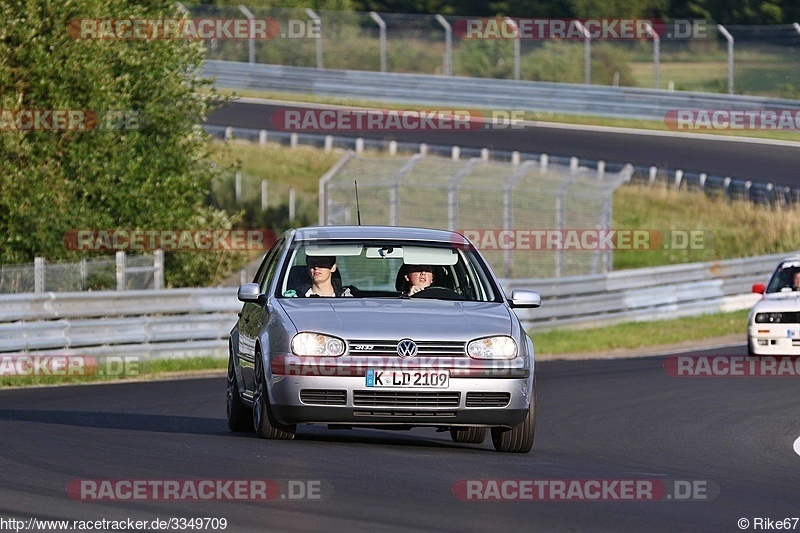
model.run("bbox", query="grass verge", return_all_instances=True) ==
[533,309,748,356]
[0,356,226,388]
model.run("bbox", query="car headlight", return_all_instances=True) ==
[467,336,517,359]
[755,313,783,323]
[291,333,345,356]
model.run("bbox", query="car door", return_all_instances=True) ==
[238,238,286,393]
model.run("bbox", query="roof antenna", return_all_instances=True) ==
[354,180,362,225]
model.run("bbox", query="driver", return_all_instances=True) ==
[793,271,800,291]
[404,265,434,296]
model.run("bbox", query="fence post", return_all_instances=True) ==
[504,17,520,80]
[235,171,242,203]
[717,25,734,95]
[597,160,605,180]
[238,5,256,64]
[644,23,660,89]
[154,250,164,290]
[434,14,452,76]
[261,179,268,211]
[34,257,45,293]
[80,258,87,291]
[575,21,591,84]
[674,170,684,188]
[305,9,323,69]
[370,12,387,73]
[116,251,125,291]
[289,187,296,221]
[259,129,268,144]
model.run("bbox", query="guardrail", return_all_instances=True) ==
[0,253,782,359]
[203,60,800,121]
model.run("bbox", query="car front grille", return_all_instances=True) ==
[466,392,511,407]
[347,339,466,357]
[353,410,457,418]
[352,390,460,408]
[300,389,347,405]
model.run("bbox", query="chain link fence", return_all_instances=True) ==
[0,252,163,294]
[187,5,800,98]
[320,153,631,278]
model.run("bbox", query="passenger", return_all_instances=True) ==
[404,264,434,296]
[793,271,800,291]
[304,256,351,297]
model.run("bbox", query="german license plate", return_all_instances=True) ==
[366,369,450,388]
[787,330,800,338]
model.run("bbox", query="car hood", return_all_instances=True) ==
[278,299,513,341]
[754,292,800,312]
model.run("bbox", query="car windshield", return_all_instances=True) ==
[765,260,800,293]
[277,240,500,302]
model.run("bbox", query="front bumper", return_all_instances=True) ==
[748,324,800,355]
[267,373,532,428]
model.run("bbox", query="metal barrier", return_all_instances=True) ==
[203,60,800,121]
[0,252,783,358]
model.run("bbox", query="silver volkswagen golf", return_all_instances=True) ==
[227,226,541,453]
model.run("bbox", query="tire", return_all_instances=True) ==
[450,427,488,444]
[746,337,755,356]
[252,350,296,440]
[226,351,251,432]
[491,393,537,453]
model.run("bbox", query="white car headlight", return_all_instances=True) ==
[467,336,517,359]
[291,332,345,356]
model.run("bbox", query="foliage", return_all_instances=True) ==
[0,0,239,287]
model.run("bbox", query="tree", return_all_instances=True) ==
[0,0,241,286]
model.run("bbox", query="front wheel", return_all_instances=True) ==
[253,350,296,440]
[491,393,537,453]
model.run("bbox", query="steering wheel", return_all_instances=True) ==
[410,286,465,301]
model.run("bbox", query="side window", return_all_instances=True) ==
[254,238,285,293]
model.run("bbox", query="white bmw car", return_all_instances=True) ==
[748,255,800,355]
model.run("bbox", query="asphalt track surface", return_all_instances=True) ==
[207,101,800,187]
[1,345,798,532]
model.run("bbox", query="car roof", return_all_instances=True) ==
[288,225,469,245]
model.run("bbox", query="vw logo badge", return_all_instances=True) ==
[397,339,418,358]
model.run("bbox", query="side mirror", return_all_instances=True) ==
[752,283,766,295]
[509,289,541,309]
[237,283,261,303]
